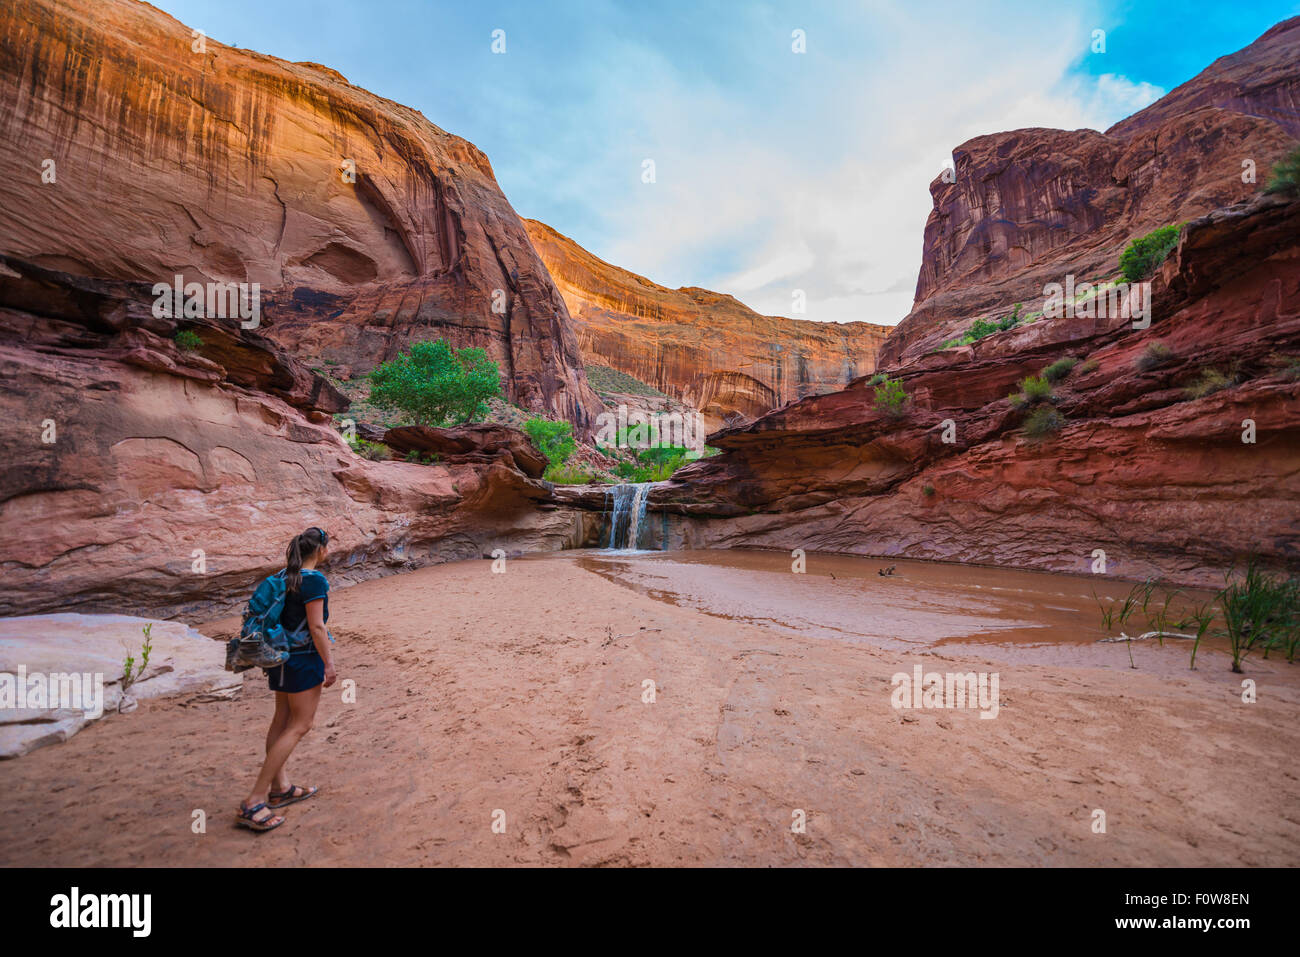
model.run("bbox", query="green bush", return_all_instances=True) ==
[1023,405,1065,439]
[1264,146,1300,196]
[1183,368,1230,400]
[921,484,935,497]
[1042,357,1078,384]
[367,339,502,427]
[174,329,204,352]
[872,376,908,418]
[1020,375,1053,402]
[1078,358,1099,375]
[867,372,889,386]
[404,449,440,464]
[1119,223,1182,282]
[967,317,1000,341]
[347,436,389,461]
[523,418,576,468]
[1135,341,1174,372]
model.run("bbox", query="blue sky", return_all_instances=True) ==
[157,0,1300,324]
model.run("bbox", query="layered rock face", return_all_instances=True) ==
[0,259,595,619]
[653,192,1300,586]
[0,0,602,431]
[883,17,1300,365]
[524,219,890,429]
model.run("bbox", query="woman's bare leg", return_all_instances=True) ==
[266,692,292,792]
[245,684,322,807]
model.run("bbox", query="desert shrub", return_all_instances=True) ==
[1135,341,1174,371]
[1119,223,1182,282]
[1265,146,1300,196]
[967,317,1000,341]
[1078,358,1099,375]
[872,376,908,418]
[367,339,502,427]
[996,303,1024,331]
[174,329,204,352]
[921,484,936,497]
[1020,375,1053,403]
[523,418,576,468]
[1008,391,1027,409]
[347,437,389,461]
[1183,368,1230,400]
[867,372,889,386]
[1023,405,1065,439]
[1042,357,1078,384]
[403,449,440,464]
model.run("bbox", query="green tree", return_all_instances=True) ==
[524,418,576,467]
[367,340,502,427]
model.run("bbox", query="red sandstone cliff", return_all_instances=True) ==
[653,191,1300,585]
[524,219,891,429]
[0,257,595,618]
[882,17,1300,365]
[0,0,602,430]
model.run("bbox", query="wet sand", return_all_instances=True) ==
[2,550,1297,866]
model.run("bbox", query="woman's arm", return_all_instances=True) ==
[305,599,336,688]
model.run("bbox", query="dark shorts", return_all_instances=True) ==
[267,648,325,694]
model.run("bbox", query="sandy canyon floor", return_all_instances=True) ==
[2,550,1298,867]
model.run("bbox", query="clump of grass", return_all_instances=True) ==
[1119,223,1183,282]
[1097,563,1300,672]
[921,483,935,496]
[1077,358,1099,375]
[1219,560,1300,673]
[867,372,889,386]
[872,376,908,418]
[1183,368,1230,400]
[1022,405,1065,439]
[174,329,204,352]
[1042,357,1078,384]
[1264,145,1300,196]
[1135,341,1174,371]
[544,462,599,484]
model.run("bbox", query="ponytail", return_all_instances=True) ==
[284,526,329,593]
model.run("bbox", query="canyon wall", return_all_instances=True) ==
[525,219,891,429]
[0,258,597,619]
[0,0,602,431]
[882,17,1300,365]
[653,190,1300,587]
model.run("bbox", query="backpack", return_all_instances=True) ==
[224,571,302,673]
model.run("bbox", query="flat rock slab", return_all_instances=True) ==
[0,613,240,759]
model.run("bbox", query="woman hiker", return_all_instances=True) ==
[237,526,337,832]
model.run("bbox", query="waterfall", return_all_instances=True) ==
[603,482,654,549]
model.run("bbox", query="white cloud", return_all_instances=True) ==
[525,1,1174,327]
